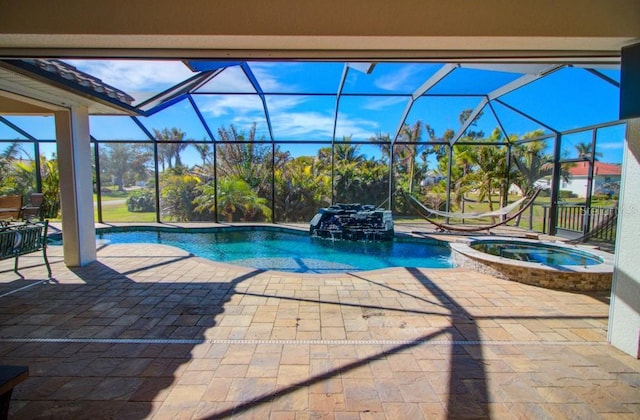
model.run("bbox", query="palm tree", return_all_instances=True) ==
[467,141,507,211]
[510,132,570,195]
[153,127,189,168]
[396,121,423,193]
[194,143,211,167]
[575,141,603,160]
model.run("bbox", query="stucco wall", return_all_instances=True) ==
[609,118,640,358]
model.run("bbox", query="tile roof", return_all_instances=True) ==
[20,59,135,105]
[568,161,622,176]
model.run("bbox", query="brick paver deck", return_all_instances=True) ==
[1,235,638,419]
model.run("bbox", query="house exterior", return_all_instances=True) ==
[562,161,622,198]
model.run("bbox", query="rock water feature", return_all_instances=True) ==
[309,204,394,241]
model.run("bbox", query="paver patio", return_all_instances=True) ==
[0,229,639,419]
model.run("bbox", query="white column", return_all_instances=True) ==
[608,118,640,358]
[55,106,97,267]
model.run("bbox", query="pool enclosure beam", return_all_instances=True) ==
[391,63,459,145]
[137,70,223,115]
[0,115,43,193]
[130,116,163,223]
[239,62,277,219]
[449,97,488,146]
[486,101,513,209]
[487,65,565,101]
[188,95,219,222]
[584,68,621,88]
[331,64,350,205]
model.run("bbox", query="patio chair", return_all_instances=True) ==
[20,193,44,221]
[0,195,23,223]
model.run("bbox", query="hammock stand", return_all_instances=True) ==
[404,188,542,233]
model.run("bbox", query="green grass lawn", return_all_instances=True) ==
[96,188,156,222]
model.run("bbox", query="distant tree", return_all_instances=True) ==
[101,143,151,191]
[396,121,423,193]
[465,129,507,210]
[153,127,189,169]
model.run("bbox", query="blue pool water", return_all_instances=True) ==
[75,227,452,273]
[471,240,603,266]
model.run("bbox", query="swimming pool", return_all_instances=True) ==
[60,226,453,273]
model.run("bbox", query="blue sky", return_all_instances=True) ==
[0,60,626,166]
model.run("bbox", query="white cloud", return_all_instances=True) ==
[246,62,293,92]
[198,66,256,93]
[597,142,623,150]
[64,60,194,97]
[72,60,382,141]
[195,95,264,118]
[374,64,423,92]
[361,96,408,111]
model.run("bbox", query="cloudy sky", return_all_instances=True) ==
[0,59,625,164]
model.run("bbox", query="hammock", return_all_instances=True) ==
[419,195,528,220]
[404,188,542,233]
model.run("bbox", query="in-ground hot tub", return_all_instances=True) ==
[450,237,614,291]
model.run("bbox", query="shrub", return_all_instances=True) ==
[126,190,155,212]
[558,190,578,199]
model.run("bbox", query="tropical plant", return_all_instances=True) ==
[126,189,155,212]
[196,176,271,222]
[0,141,35,195]
[509,134,555,195]
[159,168,203,222]
[40,156,61,218]
[274,156,330,222]
[464,130,508,210]
[216,124,273,193]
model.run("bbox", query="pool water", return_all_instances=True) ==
[470,241,604,266]
[87,228,452,273]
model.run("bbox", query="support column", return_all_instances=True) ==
[55,106,96,267]
[608,118,640,358]
[609,42,640,358]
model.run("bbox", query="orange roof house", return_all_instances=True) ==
[568,161,622,177]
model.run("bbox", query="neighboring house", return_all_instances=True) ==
[562,161,622,198]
